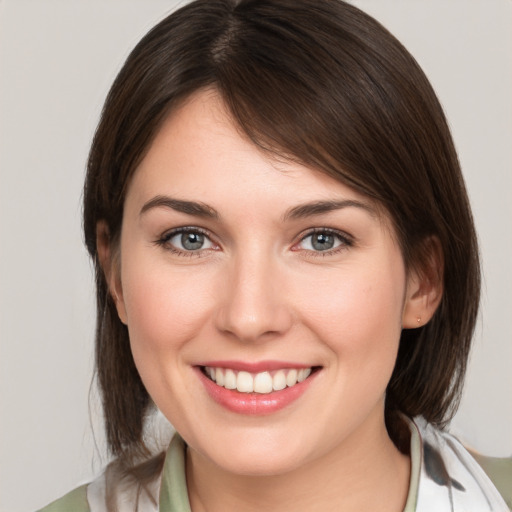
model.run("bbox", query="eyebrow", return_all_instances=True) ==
[283,199,377,221]
[140,195,219,219]
[140,195,376,222]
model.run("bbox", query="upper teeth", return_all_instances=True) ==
[204,367,312,394]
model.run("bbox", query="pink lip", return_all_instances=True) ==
[195,365,319,415]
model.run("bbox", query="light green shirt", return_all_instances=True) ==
[39,417,509,511]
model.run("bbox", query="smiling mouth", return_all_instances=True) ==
[202,366,319,394]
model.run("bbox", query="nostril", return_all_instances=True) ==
[214,305,294,344]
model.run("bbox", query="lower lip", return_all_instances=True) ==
[196,367,318,415]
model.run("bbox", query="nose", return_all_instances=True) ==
[214,252,294,343]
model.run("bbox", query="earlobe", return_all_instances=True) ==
[96,221,128,325]
[402,237,444,329]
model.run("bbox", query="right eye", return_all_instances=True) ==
[156,228,216,255]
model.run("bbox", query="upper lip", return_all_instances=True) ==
[197,360,315,373]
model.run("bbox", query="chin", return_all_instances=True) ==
[217,451,307,477]
[190,428,315,477]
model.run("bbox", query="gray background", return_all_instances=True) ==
[1,1,511,510]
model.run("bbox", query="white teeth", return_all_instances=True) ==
[297,368,311,382]
[254,372,273,393]
[224,369,237,389]
[205,366,314,394]
[237,371,254,392]
[272,370,287,391]
[286,369,298,387]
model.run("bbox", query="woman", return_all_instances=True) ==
[39,0,508,510]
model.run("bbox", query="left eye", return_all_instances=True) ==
[167,230,214,251]
[298,231,346,252]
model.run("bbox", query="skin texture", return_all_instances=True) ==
[99,89,442,511]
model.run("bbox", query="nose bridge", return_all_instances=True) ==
[215,245,293,342]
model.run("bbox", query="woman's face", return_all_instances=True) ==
[113,89,416,476]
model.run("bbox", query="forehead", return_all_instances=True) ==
[128,89,390,227]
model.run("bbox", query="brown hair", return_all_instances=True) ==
[84,0,480,469]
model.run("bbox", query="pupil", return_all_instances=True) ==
[182,232,204,250]
[312,233,334,251]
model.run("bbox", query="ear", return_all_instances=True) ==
[402,236,444,328]
[96,220,128,325]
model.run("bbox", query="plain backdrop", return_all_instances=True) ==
[0,1,511,510]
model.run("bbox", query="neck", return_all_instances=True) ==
[186,415,410,512]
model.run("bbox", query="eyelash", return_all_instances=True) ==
[294,228,354,257]
[154,227,354,257]
[154,227,217,258]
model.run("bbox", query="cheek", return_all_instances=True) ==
[120,256,216,355]
[119,258,219,419]
[295,258,405,363]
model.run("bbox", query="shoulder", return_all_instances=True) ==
[36,433,180,512]
[87,469,160,512]
[411,417,510,511]
[37,470,160,512]
[37,484,89,512]
[469,451,512,510]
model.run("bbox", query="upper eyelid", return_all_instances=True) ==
[297,227,353,242]
[159,226,352,238]
[290,228,354,254]
[160,226,213,239]
[155,226,217,250]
